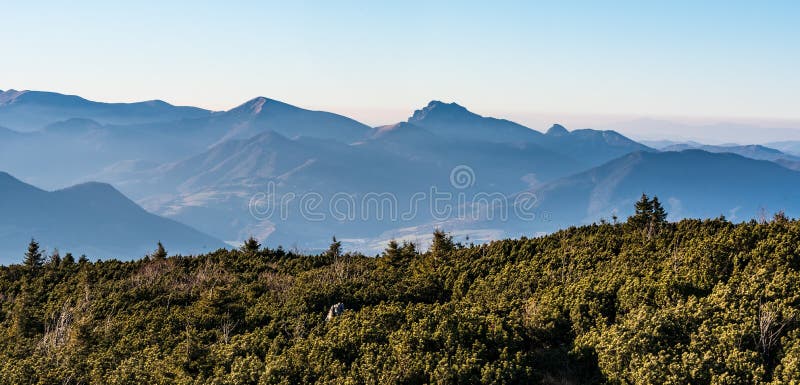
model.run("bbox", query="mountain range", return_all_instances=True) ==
[1,88,800,260]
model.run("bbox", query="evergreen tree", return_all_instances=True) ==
[628,194,669,236]
[431,229,454,257]
[634,193,653,216]
[651,196,668,224]
[62,252,75,266]
[48,248,61,266]
[152,242,167,260]
[24,238,43,269]
[327,236,342,259]
[241,236,261,253]
[11,288,37,338]
[400,241,418,257]
[384,239,401,259]
[629,194,652,229]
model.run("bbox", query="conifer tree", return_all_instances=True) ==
[629,194,669,237]
[634,193,653,217]
[629,194,652,229]
[651,196,668,224]
[24,238,43,269]
[62,252,75,266]
[327,236,342,259]
[431,229,455,257]
[400,241,418,257]
[49,248,61,266]
[12,288,36,337]
[384,239,401,259]
[241,236,261,253]
[152,242,167,260]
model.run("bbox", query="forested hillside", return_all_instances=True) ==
[1,201,799,384]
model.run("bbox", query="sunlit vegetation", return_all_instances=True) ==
[1,199,798,384]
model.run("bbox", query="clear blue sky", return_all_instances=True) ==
[2,1,798,127]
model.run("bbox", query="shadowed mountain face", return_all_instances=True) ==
[0,89,213,131]
[129,125,587,246]
[537,124,654,166]
[0,172,224,263]
[503,150,800,236]
[0,126,24,142]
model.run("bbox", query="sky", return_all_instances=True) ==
[2,1,799,131]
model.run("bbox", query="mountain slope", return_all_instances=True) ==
[363,121,584,186]
[131,124,588,247]
[765,140,800,156]
[517,150,800,234]
[538,124,654,166]
[0,125,24,140]
[134,130,446,244]
[0,89,213,131]
[408,100,543,143]
[0,172,225,263]
[208,97,372,144]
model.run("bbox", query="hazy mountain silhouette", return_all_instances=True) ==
[605,118,800,144]
[212,97,372,144]
[663,143,797,161]
[0,89,212,131]
[0,171,224,263]
[764,141,800,157]
[408,101,543,143]
[407,101,652,166]
[538,124,654,166]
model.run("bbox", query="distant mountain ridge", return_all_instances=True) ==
[662,142,800,171]
[406,101,653,166]
[0,171,225,263]
[0,89,213,131]
[663,142,794,160]
[408,100,544,143]
[208,96,372,144]
[516,149,800,232]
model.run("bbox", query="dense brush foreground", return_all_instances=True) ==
[2,216,800,384]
